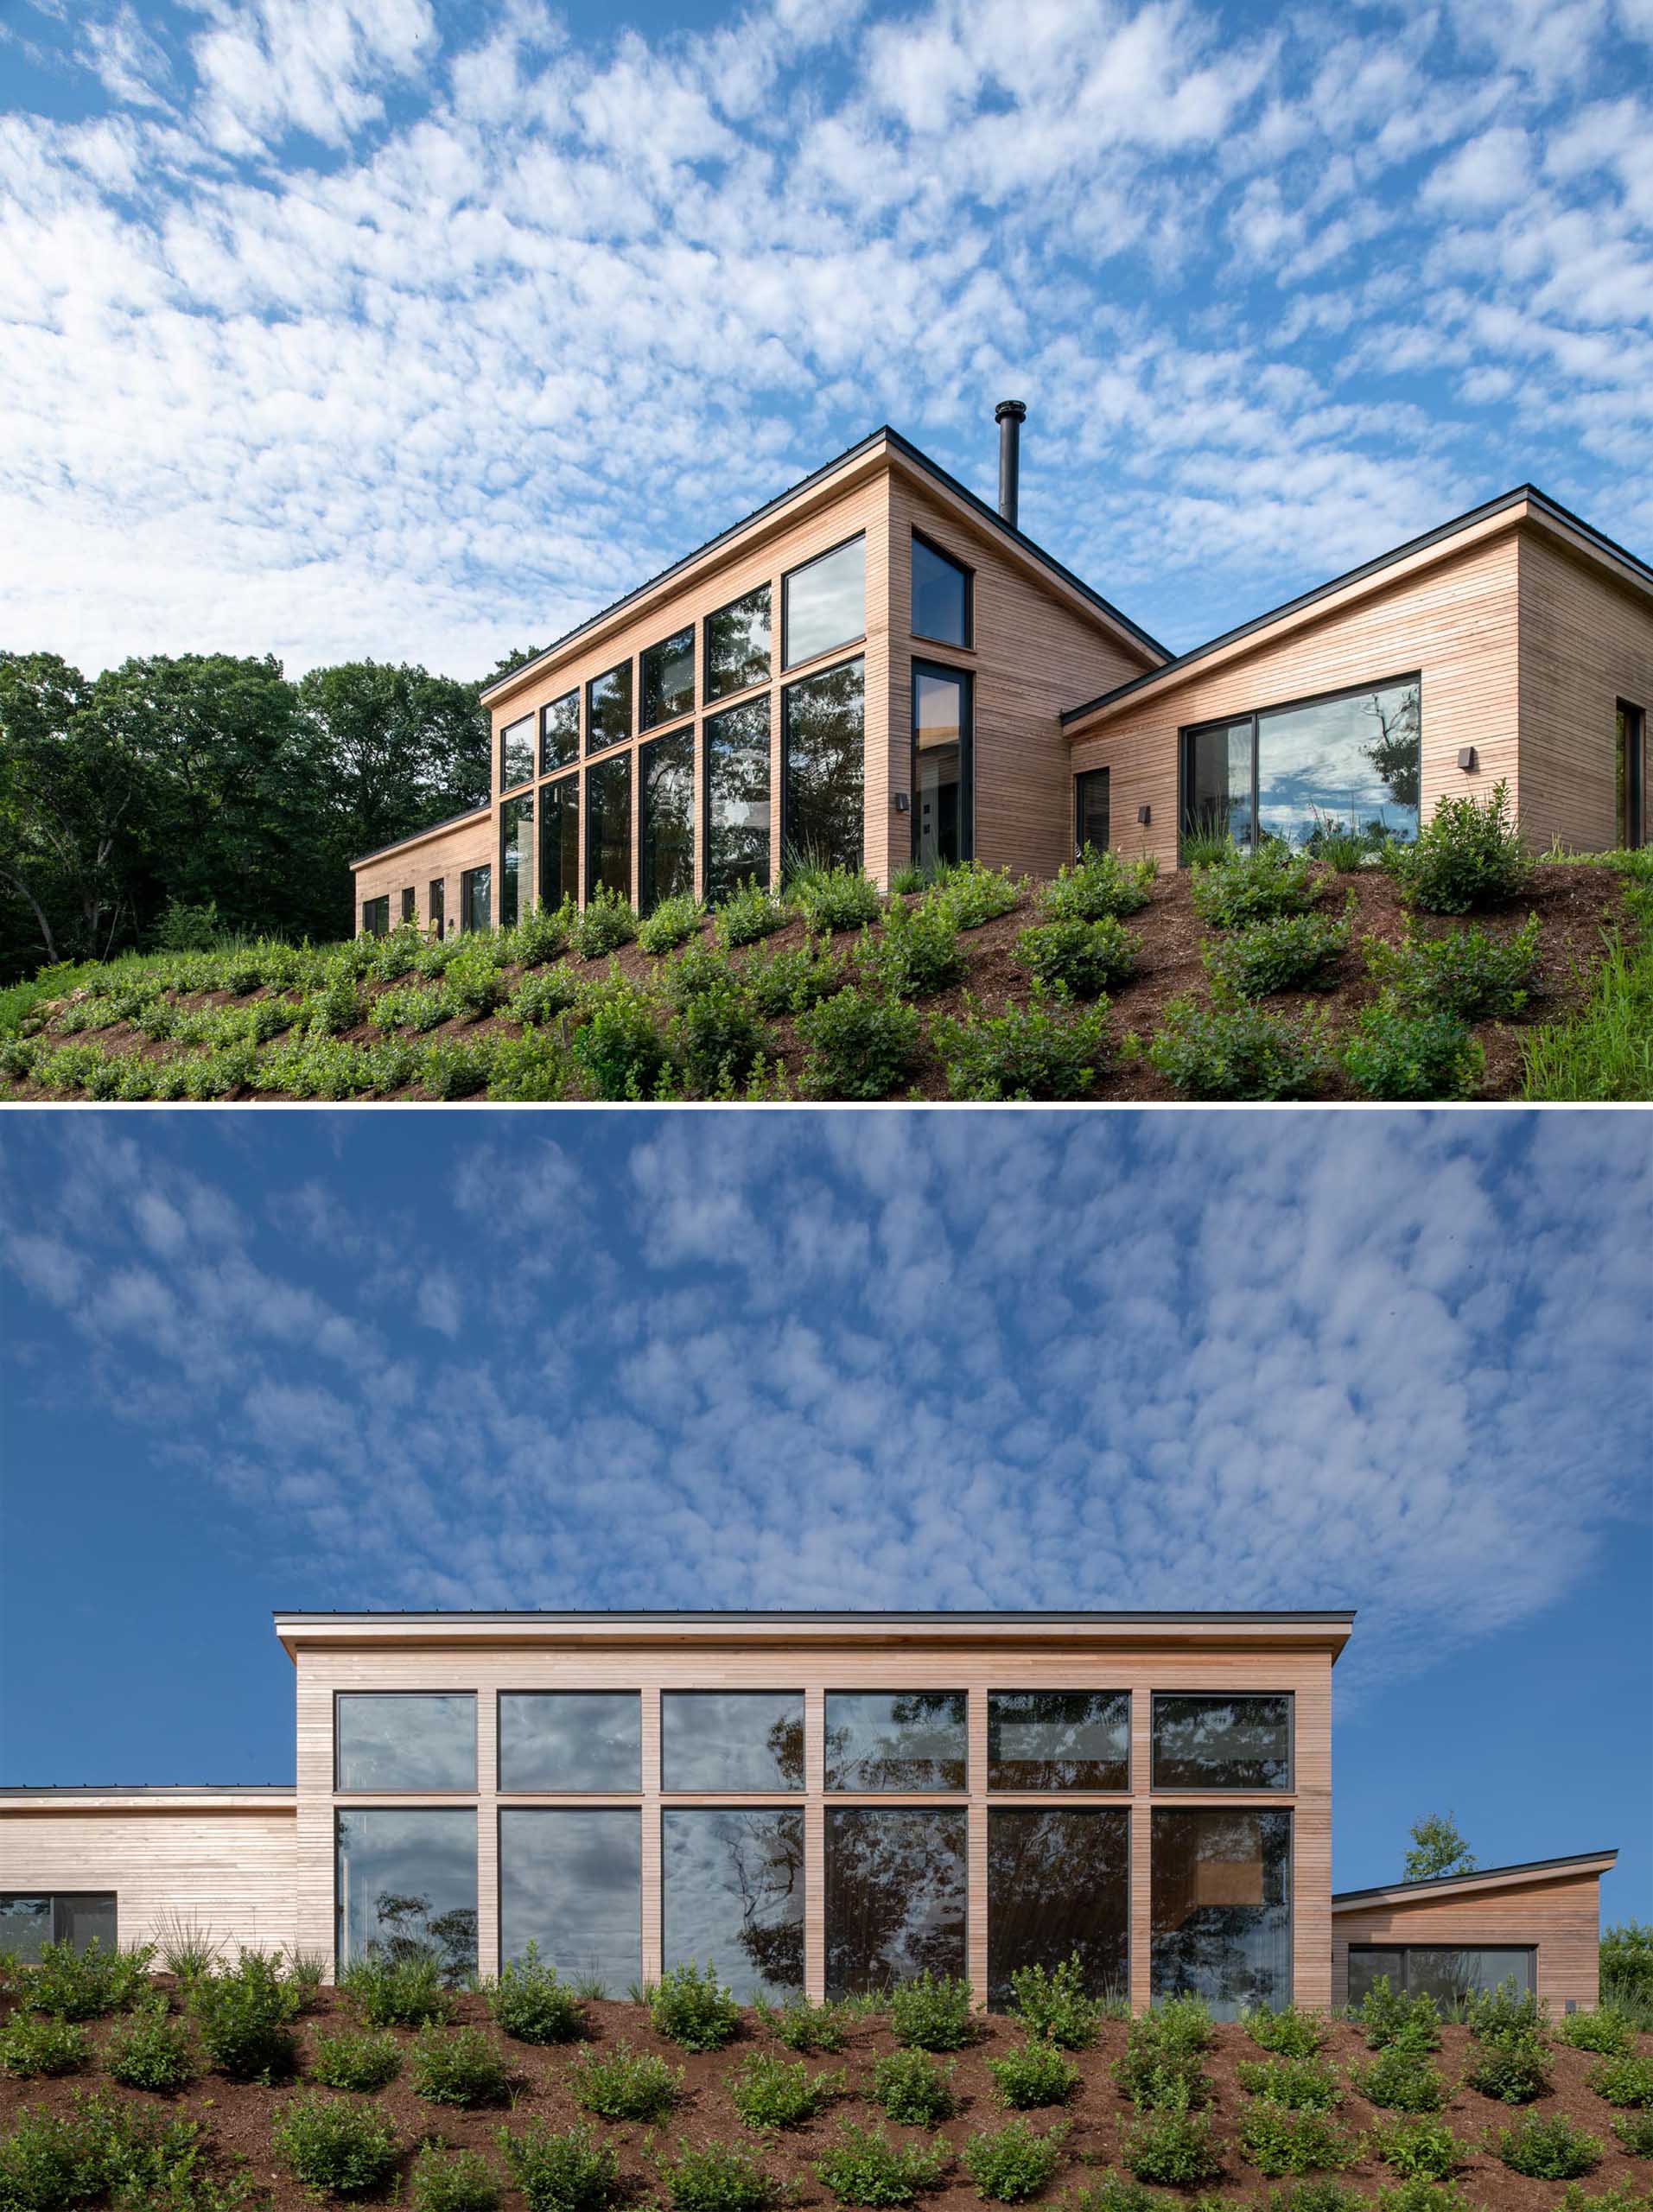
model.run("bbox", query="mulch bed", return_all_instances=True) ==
[1,1986,1649,2211]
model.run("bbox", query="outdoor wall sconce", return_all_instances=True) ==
[893,792,911,813]
[1458,747,1478,772]
[1137,804,1152,824]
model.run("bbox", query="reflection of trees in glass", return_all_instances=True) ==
[707,589,772,700]
[722,1810,804,1992]
[707,702,771,901]
[1150,1809,1290,2015]
[368,1891,478,1981]
[987,1692,1128,1789]
[825,1808,966,1995]
[643,733,695,908]
[784,659,864,876]
[987,1810,1128,2005]
[1364,686,1421,811]
[825,1691,965,1790]
[642,630,695,729]
[1154,1695,1289,1788]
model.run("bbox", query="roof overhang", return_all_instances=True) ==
[1332,1849,1618,1911]
[0,1787,296,1814]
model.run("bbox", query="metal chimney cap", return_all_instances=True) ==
[995,398,1027,423]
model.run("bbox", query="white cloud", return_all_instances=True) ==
[1422,125,1534,211]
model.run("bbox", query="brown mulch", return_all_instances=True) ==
[0,1986,1648,2210]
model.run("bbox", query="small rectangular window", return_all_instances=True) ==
[825,1691,966,1791]
[461,865,491,933]
[500,796,534,931]
[428,879,445,939]
[783,537,865,670]
[641,626,696,731]
[1075,768,1110,857]
[361,894,389,938]
[587,753,632,902]
[538,774,579,908]
[1617,700,1647,849]
[1152,1694,1292,1789]
[987,1691,1128,1790]
[400,887,416,924]
[587,662,633,753]
[663,1691,804,1791]
[336,1693,476,1791]
[705,698,772,902]
[499,1691,641,1792]
[640,728,696,912]
[0,1894,116,1963]
[706,585,772,702]
[912,533,971,646]
[542,691,580,775]
[501,714,535,791]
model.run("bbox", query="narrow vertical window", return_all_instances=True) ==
[912,534,971,646]
[538,775,579,909]
[500,714,535,791]
[1617,700,1647,849]
[541,691,580,774]
[428,879,445,939]
[587,754,632,903]
[911,664,971,868]
[500,795,534,931]
[461,866,491,933]
[641,627,696,731]
[399,887,416,925]
[704,698,771,902]
[783,658,864,877]
[1075,768,1110,857]
[640,729,696,911]
[587,663,633,753]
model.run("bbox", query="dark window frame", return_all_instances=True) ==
[361,894,390,938]
[639,625,697,734]
[499,792,534,931]
[0,1893,118,1952]
[460,865,491,934]
[985,1688,1131,1793]
[823,1801,970,1998]
[496,1688,645,1796]
[639,726,696,914]
[1074,766,1111,858]
[541,690,581,777]
[585,750,633,906]
[399,887,416,924]
[428,878,445,939]
[985,1803,1130,2008]
[660,1688,807,1795]
[1149,1802,1294,2013]
[779,652,866,872]
[334,1803,480,1980]
[585,659,634,755]
[537,768,581,910]
[823,1687,970,1795]
[1150,1690,1295,1793]
[500,711,536,793]
[496,1802,644,1982]
[910,658,974,868]
[1346,1942,1537,2000]
[334,1689,480,1796]
[1618,697,1647,849]
[703,582,773,705]
[703,695,774,901]
[911,530,975,650]
[781,531,868,673]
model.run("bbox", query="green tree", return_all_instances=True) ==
[296,660,489,868]
[1402,1813,1477,1883]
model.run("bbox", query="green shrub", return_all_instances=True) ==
[1238,2106,1357,2177]
[1234,2056,1341,2110]
[270,2092,400,2196]
[306,2025,402,2093]
[486,1029,575,1099]
[870,2047,957,2126]
[1367,2118,1463,2180]
[1465,1982,1544,2047]
[1204,906,1351,997]
[659,2140,783,2212]
[499,2121,620,2212]
[511,966,582,1026]
[420,1035,493,1098]
[27,1938,155,2020]
[814,2122,950,2206]
[890,1971,976,2050]
[443,953,508,1021]
[1391,782,1534,913]
[790,867,882,934]
[715,880,790,946]
[1592,2054,1653,2107]
[339,1948,454,2028]
[154,1915,221,1989]
[1558,2009,1636,2056]
[373,982,452,1032]
[486,1942,585,2044]
[1261,2184,1367,2212]
[743,937,846,1014]
[410,2023,513,2107]
[1243,2005,1326,2058]
[1372,2183,1469,2212]
[1037,849,1157,923]
[1148,994,1330,1099]
[1343,997,1484,1099]
[1006,1957,1106,2049]
[1358,1978,1440,2051]
[639,894,705,956]
[860,904,963,998]
[1555,2189,1653,2212]
[0,2011,91,2078]
[508,899,575,969]
[729,2050,845,2128]
[189,1950,300,2082]
[568,2037,683,2120]
[1113,1996,1213,2113]
[570,886,640,958]
[650,1960,743,2051]
[104,2000,194,2092]
[925,864,1021,931]
[1119,2107,1223,2186]
[309,972,365,1034]
[412,2144,504,2212]
[755,1994,851,2053]
[284,1950,328,2012]
[1191,844,1322,928]
[1490,2111,1603,2178]
[933,990,1106,1100]
[1613,2112,1653,2157]
[798,987,920,1098]
[1065,2177,1167,2212]
[1465,2036,1550,2104]
[960,2118,1068,2202]
[986,2040,1078,2110]
[1352,2045,1446,2112]
[1364,914,1541,1019]
[1015,915,1140,996]
[1601,1923,1653,2017]
[571,978,671,1098]
[673,982,772,1094]
[0,2093,209,2211]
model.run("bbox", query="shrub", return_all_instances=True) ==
[421,1035,493,1098]
[189,1950,300,2082]
[339,1950,454,2028]
[743,937,846,1015]
[486,1942,586,2044]
[1238,2106,1357,2177]
[1465,2036,1551,2104]
[511,966,582,1026]
[1205,907,1351,997]
[639,894,706,956]
[569,2037,683,2120]
[960,2118,1068,2202]
[1391,782,1534,913]
[410,2024,513,2107]
[925,864,1021,931]
[1601,1923,1653,2017]
[0,2011,91,2078]
[1191,844,1322,928]
[715,880,790,947]
[1490,2112,1604,2178]
[890,1971,976,2050]
[650,1960,743,2051]
[1037,849,1157,923]
[1235,2056,1342,2110]
[486,1029,574,1099]
[1358,1978,1440,2051]
[509,899,575,969]
[755,1995,851,2053]
[659,2140,783,2212]
[814,2122,950,2206]
[1364,914,1541,1020]
[270,2092,400,2196]
[374,982,452,1032]
[1006,1957,1105,2049]
[1015,916,1141,996]
[309,972,365,1034]
[1612,2112,1653,2157]
[412,2144,504,2212]
[870,2047,957,2126]
[571,978,671,1098]
[1558,2009,1636,2056]
[105,2000,194,2093]
[1243,2005,1326,2058]
[1465,1981,1544,2047]
[1352,2045,1446,2113]
[499,2121,620,2212]
[790,867,882,934]
[1373,2183,1469,2212]
[934,991,1106,1101]
[1368,2118,1463,2180]
[730,2050,845,2128]
[987,2040,1079,2109]
[673,982,772,1095]
[1345,994,1484,1097]
[0,2094,208,2211]
[1592,2054,1653,2107]
[798,987,921,1098]
[307,2025,403,2093]
[570,886,640,958]
[860,904,963,998]
[444,953,508,1021]
[285,1950,328,2012]
[1148,995,1330,1100]
[154,1914,222,1990]
[1113,1996,1213,2113]
[1119,2107,1224,2186]
[1066,2179,1167,2212]
[27,1937,155,2020]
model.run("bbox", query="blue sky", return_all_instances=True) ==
[2,0,1651,682]
[2,1108,1650,1921]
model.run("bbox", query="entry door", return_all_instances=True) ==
[1618,701,1647,848]
[1075,767,1110,856]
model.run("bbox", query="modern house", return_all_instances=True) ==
[0,1610,1618,2014]
[351,410,1653,936]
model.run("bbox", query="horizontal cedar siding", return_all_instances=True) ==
[1332,1869,1605,2012]
[1518,530,1653,852]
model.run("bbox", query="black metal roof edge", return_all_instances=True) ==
[273,1606,1357,1624]
[1332,1847,1619,1904]
[348,804,492,872]
[1060,480,1653,728]
[478,424,1171,713]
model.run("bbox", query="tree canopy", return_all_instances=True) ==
[1402,1811,1478,1883]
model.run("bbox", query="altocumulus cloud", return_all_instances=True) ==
[1,0,1651,678]
[2,1112,1650,1699]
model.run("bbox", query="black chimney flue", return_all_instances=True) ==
[995,398,1027,529]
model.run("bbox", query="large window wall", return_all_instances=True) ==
[1182,675,1421,852]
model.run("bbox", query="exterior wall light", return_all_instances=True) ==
[1458,747,1478,772]
[1137,804,1152,825]
[893,792,911,813]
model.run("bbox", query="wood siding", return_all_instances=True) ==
[353,811,493,939]
[1332,1868,1605,2012]
[1518,529,1653,851]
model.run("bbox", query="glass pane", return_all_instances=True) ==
[1151,1807,1292,2018]
[538,776,579,908]
[499,1808,640,1993]
[641,730,696,911]
[913,666,968,868]
[1257,678,1421,847]
[1153,1694,1291,1789]
[641,627,696,731]
[542,691,579,774]
[784,537,865,669]
[362,896,389,938]
[1185,720,1253,848]
[988,1809,1128,2005]
[1076,770,1110,856]
[664,1808,804,2000]
[706,698,771,902]
[825,1807,966,1994]
[501,796,533,931]
[1347,1948,1405,2009]
[336,1694,476,1791]
[707,586,771,701]
[588,754,631,902]
[784,658,864,876]
[663,1692,804,1791]
[462,867,491,933]
[429,880,445,934]
[336,1808,478,1979]
[987,1691,1128,1790]
[1402,1948,1535,2004]
[824,1691,966,1791]
[0,1896,54,1964]
[501,714,535,791]
[57,1896,118,1952]
[912,537,969,645]
[498,1692,640,1792]
[587,662,633,753]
